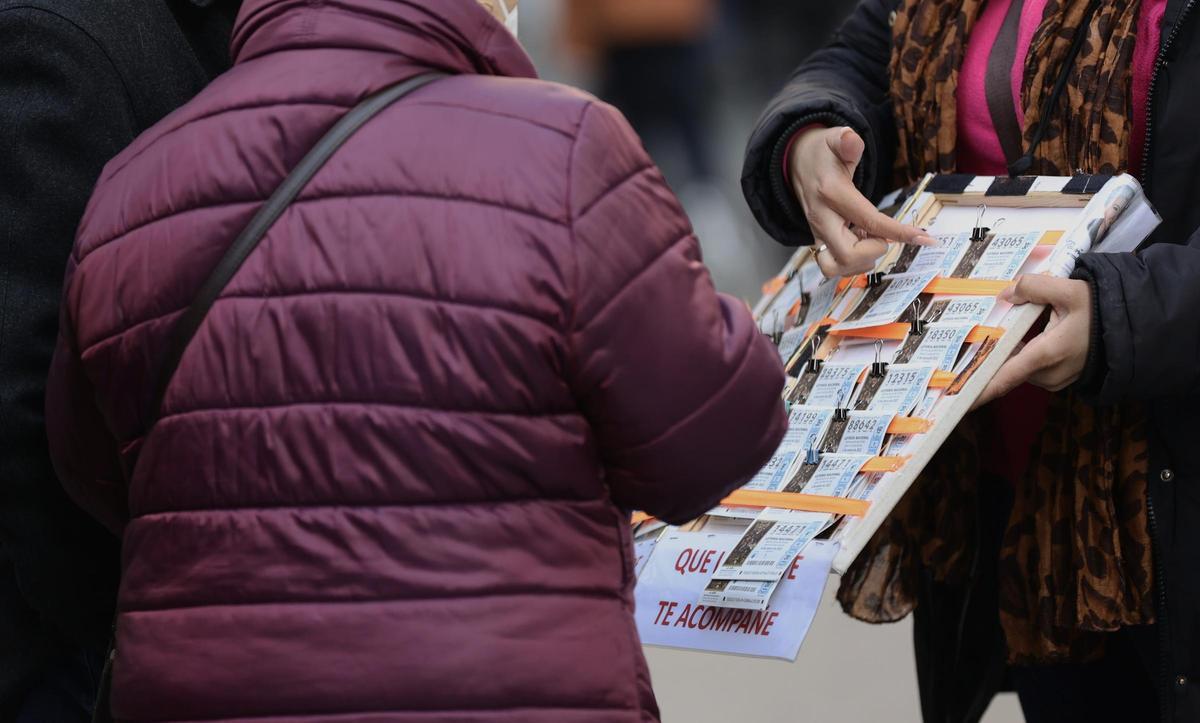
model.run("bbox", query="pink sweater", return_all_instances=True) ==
[956,0,1166,484]
[957,0,1167,176]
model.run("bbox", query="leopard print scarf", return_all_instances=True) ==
[891,0,1139,178]
[839,0,1154,663]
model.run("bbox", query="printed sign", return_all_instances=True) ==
[635,537,660,577]
[635,532,837,660]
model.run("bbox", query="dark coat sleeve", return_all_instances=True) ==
[566,102,788,525]
[0,7,134,650]
[1073,227,1200,404]
[741,0,901,246]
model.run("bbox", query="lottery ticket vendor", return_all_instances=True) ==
[741,0,1200,720]
[44,0,787,721]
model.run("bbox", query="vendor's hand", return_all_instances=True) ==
[789,126,935,278]
[975,275,1092,408]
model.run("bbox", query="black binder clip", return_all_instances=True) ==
[870,339,889,378]
[831,384,851,421]
[767,311,784,345]
[970,204,990,242]
[805,447,821,465]
[909,298,927,336]
[866,271,886,287]
[806,338,824,374]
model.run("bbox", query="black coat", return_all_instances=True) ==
[742,1,1200,721]
[0,0,234,716]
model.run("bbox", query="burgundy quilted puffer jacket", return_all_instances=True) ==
[45,1,787,720]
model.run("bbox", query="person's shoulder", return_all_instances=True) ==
[417,74,613,142]
[0,0,132,33]
[0,0,165,71]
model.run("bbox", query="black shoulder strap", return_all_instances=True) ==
[145,72,445,427]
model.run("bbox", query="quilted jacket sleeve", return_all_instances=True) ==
[741,0,901,246]
[566,101,788,525]
[1074,226,1200,404]
[45,252,128,537]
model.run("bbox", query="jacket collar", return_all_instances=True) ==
[229,0,536,79]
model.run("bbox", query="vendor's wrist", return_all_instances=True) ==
[785,124,827,188]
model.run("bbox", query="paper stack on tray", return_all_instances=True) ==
[632,173,1161,660]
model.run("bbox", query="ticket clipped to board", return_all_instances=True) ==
[630,173,1161,660]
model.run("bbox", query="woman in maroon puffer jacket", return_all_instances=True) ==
[44,0,786,720]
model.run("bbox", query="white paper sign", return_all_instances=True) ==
[635,533,836,660]
[968,232,1040,280]
[908,325,973,371]
[863,364,935,416]
[713,509,832,581]
[635,537,659,577]
[833,271,938,331]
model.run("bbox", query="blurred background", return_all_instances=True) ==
[520,0,855,301]
[520,3,1025,721]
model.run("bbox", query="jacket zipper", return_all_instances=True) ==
[1140,0,1197,191]
[1147,494,1172,722]
[1142,492,1171,720]
[1141,7,1194,720]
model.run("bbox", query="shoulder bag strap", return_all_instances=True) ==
[144,72,445,429]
